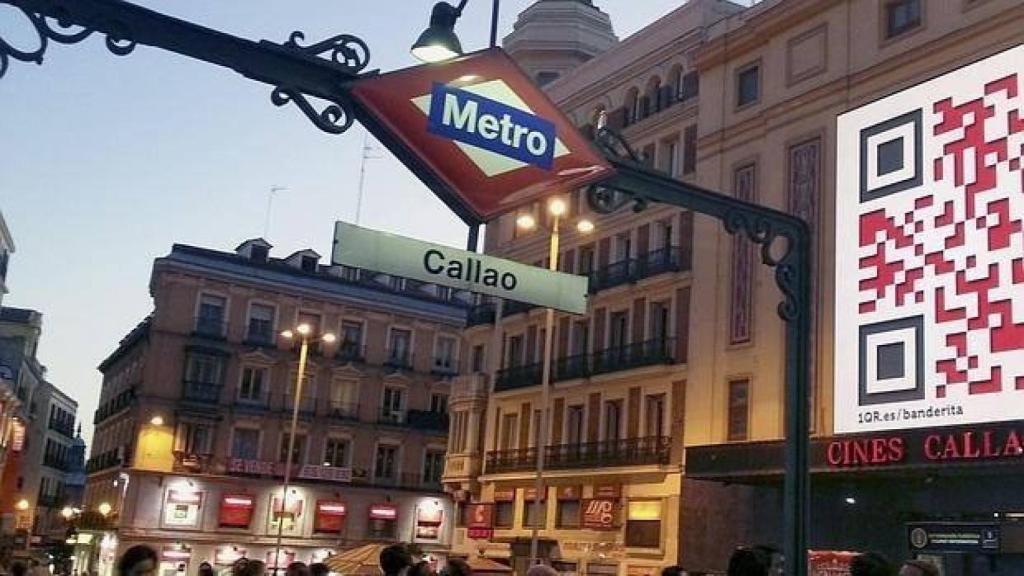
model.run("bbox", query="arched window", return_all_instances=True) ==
[624,87,640,125]
[668,64,683,100]
[645,76,662,114]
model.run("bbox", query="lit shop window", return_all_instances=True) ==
[162,488,203,529]
[625,500,662,549]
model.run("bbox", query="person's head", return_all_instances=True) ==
[380,545,413,576]
[12,562,28,576]
[234,560,266,576]
[443,559,470,576]
[524,565,557,576]
[850,552,891,576]
[117,546,158,576]
[727,547,770,576]
[286,563,309,576]
[198,562,215,576]
[409,562,434,576]
[899,560,938,576]
[309,564,329,576]
[660,566,683,576]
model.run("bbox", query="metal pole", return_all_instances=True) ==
[489,0,500,48]
[529,214,559,565]
[467,224,480,252]
[275,335,308,574]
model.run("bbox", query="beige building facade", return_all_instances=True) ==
[83,240,468,576]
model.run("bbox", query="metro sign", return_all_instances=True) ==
[351,48,614,223]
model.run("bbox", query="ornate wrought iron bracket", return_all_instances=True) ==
[0,0,372,134]
[590,126,812,576]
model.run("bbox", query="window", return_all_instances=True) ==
[231,428,260,460]
[340,320,363,358]
[523,495,547,528]
[683,124,697,175]
[566,405,584,446]
[375,444,398,480]
[247,303,275,343]
[625,500,662,548]
[572,321,590,356]
[300,255,318,272]
[578,245,596,276]
[451,411,469,453]
[387,328,413,367]
[609,311,629,352]
[557,499,580,528]
[186,354,221,384]
[430,393,448,414]
[736,64,760,107]
[382,387,404,422]
[645,394,665,438]
[423,450,445,485]
[506,335,524,368]
[279,432,306,465]
[663,139,679,177]
[471,345,486,373]
[885,0,921,38]
[196,293,226,335]
[500,414,518,451]
[434,335,458,372]
[323,438,349,468]
[679,71,699,101]
[728,379,750,441]
[329,377,358,415]
[175,422,213,455]
[536,71,560,86]
[238,367,266,403]
[615,232,632,261]
[250,244,269,262]
[604,401,622,442]
[650,301,670,344]
[494,501,514,528]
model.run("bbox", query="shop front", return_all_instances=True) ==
[685,421,1024,576]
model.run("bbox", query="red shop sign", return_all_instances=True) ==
[581,498,618,531]
[369,504,398,520]
[168,489,202,505]
[314,501,347,533]
[219,494,254,528]
[467,503,494,540]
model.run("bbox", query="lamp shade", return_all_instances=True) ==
[410,2,465,63]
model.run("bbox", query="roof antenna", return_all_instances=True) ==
[356,133,383,225]
[264,185,287,238]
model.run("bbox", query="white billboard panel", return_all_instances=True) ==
[834,45,1024,434]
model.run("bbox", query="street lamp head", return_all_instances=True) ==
[321,332,337,344]
[61,506,75,520]
[411,1,466,63]
[98,502,112,517]
[516,213,537,231]
[547,197,567,217]
[280,329,294,340]
[296,323,312,336]
[150,415,164,427]
[15,499,29,511]
[576,219,595,234]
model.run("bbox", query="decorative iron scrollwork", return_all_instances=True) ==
[0,2,135,79]
[281,31,370,74]
[270,86,353,135]
[594,126,642,163]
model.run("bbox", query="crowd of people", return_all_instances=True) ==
[80,543,938,576]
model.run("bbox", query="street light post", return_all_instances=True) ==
[517,198,593,565]
[276,324,335,574]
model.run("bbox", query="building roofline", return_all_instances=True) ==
[0,210,14,252]
[98,316,151,372]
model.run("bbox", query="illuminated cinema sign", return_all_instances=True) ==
[350,48,614,223]
[834,44,1024,434]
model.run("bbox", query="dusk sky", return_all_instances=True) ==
[0,0,718,445]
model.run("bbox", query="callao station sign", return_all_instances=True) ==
[351,48,614,223]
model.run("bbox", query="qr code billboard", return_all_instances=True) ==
[835,44,1024,434]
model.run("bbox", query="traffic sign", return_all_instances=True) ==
[332,221,588,315]
[350,48,614,224]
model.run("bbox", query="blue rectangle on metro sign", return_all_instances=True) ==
[427,83,556,170]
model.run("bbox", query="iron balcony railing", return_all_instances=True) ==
[588,246,687,293]
[244,321,275,346]
[94,387,137,425]
[467,302,497,327]
[431,357,459,376]
[280,394,317,415]
[49,418,76,438]
[486,436,671,473]
[495,362,544,391]
[192,315,228,339]
[328,401,360,421]
[496,338,677,391]
[336,342,366,363]
[384,350,414,371]
[43,454,70,472]
[182,380,221,403]
[406,409,449,432]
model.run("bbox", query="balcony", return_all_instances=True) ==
[37,493,62,509]
[94,387,136,425]
[244,322,275,347]
[280,394,317,416]
[328,401,360,421]
[504,300,538,317]
[173,451,215,474]
[431,357,459,377]
[336,342,366,363]
[451,373,489,401]
[362,471,445,492]
[495,362,543,392]
[377,408,406,426]
[182,380,221,403]
[486,436,671,474]
[466,302,496,327]
[588,246,686,293]
[591,338,676,376]
[192,315,228,339]
[406,409,449,432]
[49,418,76,438]
[383,351,414,371]
[43,455,69,472]
[85,447,128,473]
